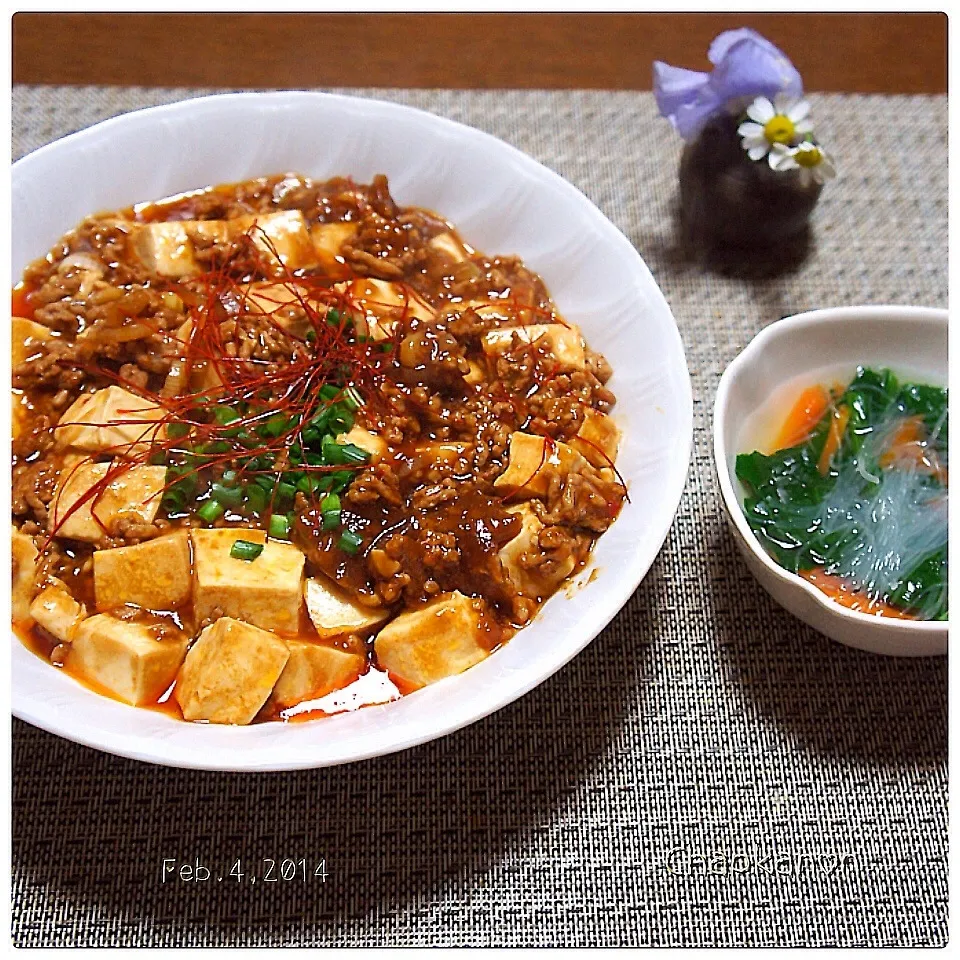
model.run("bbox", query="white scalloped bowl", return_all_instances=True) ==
[12,92,692,769]
[714,306,947,657]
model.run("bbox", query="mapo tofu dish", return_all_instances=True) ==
[11,174,625,725]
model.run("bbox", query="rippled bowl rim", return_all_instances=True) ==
[12,91,693,769]
[714,305,948,650]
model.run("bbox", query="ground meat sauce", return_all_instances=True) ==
[11,173,625,724]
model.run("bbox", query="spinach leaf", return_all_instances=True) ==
[887,547,948,620]
[735,366,948,619]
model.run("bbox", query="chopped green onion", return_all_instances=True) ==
[268,513,292,540]
[205,440,231,455]
[320,492,341,530]
[230,539,264,561]
[343,385,363,410]
[320,434,341,464]
[321,434,368,466]
[296,475,321,495]
[245,483,268,514]
[161,488,188,513]
[254,475,276,492]
[213,406,241,426]
[330,470,354,494]
[339,442,371,465]
[309,401,353,436]
[163,467,198,514]
[326,406,354,436]
[197,499,225,524]
[319,384,341,401]
[338,528,363,555]
[309,408,331,435]
[275,480,297,503]
[245,454,274,474]
[167,421,191,439]
[258,413,293,439]
[221,468,238,486]
[211,482,243,507]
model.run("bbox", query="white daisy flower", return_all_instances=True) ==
[737,94,815,161]
[769,141,837,185]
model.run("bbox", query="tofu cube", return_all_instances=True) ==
[12,526,39,624]
[412,442,473,473]
[55,385,166,455]
[493,432,588,498]
[336,424,387,463]
[50,461,167,543]
[29,578,87,642]
[175,616,290,724]
[190,219,231,247]
[12,391,34,441]
[133,219,245,277]
[335,277,436,338]
[192,529,304,634]
[232,210,317,271]
[311,221,357,265]
[481,323,586,371]
[570,408,621,468]
[69,614,188,706]
[497,504,576,600]
[12,315,53,367]
[465,298,536,326]
[305,576,390,639]
[132,221,196,277]
[94,530,192,612]
[243,280,303,313]
[271,639,366,708]
[374,591,489,690]
[132,219,231,277]
[169,319,222,394]
[428,231,472,263]
[242,281,311,338]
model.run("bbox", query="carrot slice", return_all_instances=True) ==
[773,384,831,451]
[817,404,850,476]
[879,415,927,469]
[800,568,914,619]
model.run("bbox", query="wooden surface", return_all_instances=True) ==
[12,12,946,93]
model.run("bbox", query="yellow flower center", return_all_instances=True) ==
[763,115,796,145]
[795,146,823,168]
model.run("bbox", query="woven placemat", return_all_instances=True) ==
[11,86,948,948]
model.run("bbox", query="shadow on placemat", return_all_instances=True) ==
[12,577,658,947]
[641,197,817,284]
[705,526,947,769]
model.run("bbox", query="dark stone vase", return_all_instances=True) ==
[678,113,823,276]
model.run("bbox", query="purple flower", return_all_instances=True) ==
[653,28,803,140]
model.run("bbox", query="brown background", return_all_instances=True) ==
[12,12,947,93]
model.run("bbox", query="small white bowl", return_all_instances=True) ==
[714,306,948,657]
